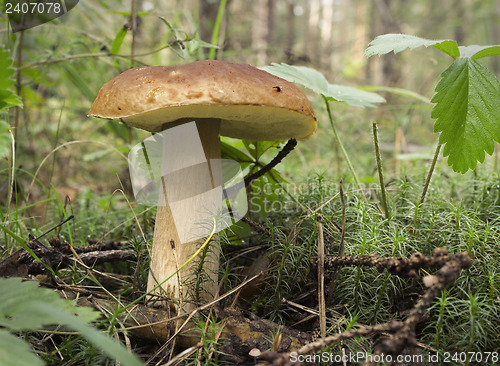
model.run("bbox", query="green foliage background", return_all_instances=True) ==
[0,0,499,364]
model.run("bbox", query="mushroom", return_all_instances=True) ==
[88,60,316,312]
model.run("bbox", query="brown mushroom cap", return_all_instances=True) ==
[88,60,317,141]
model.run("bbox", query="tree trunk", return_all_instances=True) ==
[284,0,295,63]
[199,0,220,50]
[252,0,275,65]
[308,0,323,69]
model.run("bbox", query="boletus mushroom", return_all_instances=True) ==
[88,60,316,312]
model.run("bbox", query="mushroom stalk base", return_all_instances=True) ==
[147,119,222,313]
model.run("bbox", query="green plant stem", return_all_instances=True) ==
[45,110,63,223]
[497,175,500,206]
[372,121,390,219]
[415,143,442,227]
[371,272,390,323]
[208,0,227,59]
[317,215,326,339]
[6,131,15,236]
[420,143,442,205]
[434,292,447,348]
[130,0,136,64]
[14,30,24,148]
[323,96,364,196]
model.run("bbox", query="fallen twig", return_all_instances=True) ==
[0,237,134,278]
[261,248,472,365]
[244,139,297,186]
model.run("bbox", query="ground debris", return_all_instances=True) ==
[56,287,312,365]
[263,248,472,365]
[0,236,135,278]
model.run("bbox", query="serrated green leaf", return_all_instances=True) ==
[458,45,500,59]
[37,302,143,366]
[261,63,329,96]
[326,84,386,107]
[111,25,128,54]
[365,33,460,59]
[0,278,99,331]
[0,330,44,366]
[431,57,500,173]
[0,278,143,366]
[262,63,385,108]
[0,46,22,112]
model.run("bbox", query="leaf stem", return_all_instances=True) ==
[372,121,390,219]
[208,0,227,59]
[420,143,442,205]
[323,96,364,197]
[414,142,441,227]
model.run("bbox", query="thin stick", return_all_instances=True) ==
[338,179,346,257]
[326,180,345,305]
[31,215,74,242]
[317,215,326,339]
[372,121,390,218]
[420,143,442,205]
[324,95,365,200]
[244,139,297,186]
[161,342,202,366]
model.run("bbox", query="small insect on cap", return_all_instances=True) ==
[87,59,317,141]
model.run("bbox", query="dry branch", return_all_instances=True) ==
[244,139,297,186]
[261,248,472,365]
[0,237,134,278]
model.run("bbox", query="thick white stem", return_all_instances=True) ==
[147,119,222,312]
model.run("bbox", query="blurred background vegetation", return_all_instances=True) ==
[1,1,500,363]
[1,0,499,216]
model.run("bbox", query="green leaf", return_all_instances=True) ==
[220,140,253,163]
[61,62,96,102]
[262,63,385,108]
[0,330,44,366]
[0,278,144,366]
[0,224,56,277]
[0,278,98,331]
[458,45,500,59]
[326,84,386,108]
[261,63,328,96]
[0,45,22,112]
[111,25,128,54]
[431,57,500,173]
[37,302,144,366]
[243,140,281,160]
[365,33,460,59]
[0,120,12,158]
[396,152,434,161]
[359,85,431,104]
[83,148,116,162]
